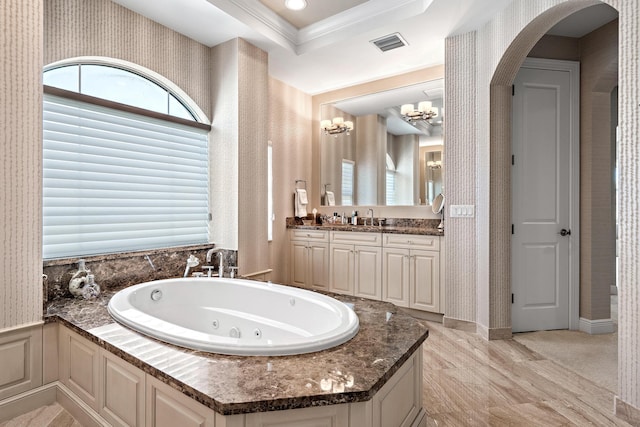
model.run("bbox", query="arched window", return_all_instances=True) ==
[42,60,211,259]
[43,62,206,122]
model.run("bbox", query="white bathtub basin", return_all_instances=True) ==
[107,277,359,356]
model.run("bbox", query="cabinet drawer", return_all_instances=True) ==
[383,234,439,250]
[289,229,329,242]
[331,231,380,246]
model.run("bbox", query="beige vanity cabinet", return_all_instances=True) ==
[59,326,147,426]
[289,229,330,291]
[329,231,382,300]
[59,326,102,413]
[382,234,441,313]
[101,350,146,427]
[146,375,214,427]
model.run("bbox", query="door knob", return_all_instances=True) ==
[559,228,571,236]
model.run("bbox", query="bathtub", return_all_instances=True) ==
[107,277,359,356]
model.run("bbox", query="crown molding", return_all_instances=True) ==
[206,0,299,51]
[207,0,433,55]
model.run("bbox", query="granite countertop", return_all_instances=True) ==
[288,223,444,236]
[45,287,429,416]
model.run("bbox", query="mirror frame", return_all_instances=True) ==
[432,193,445,214]
[311,65,445,210]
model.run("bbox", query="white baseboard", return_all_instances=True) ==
[0,382,107,427]
[0,384,56,422]
[55,382,107,427]
[579,317,615,334]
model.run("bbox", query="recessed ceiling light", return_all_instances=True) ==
[284,0,307,11]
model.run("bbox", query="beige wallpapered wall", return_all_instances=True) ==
[0,0,43,330]
[268,78,312,284]
[237,39,270,276]
[578,19,618,321]
[445,0,640,412]
[210,39,241,253]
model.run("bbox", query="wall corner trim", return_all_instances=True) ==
[579,317,615,335]
[476,323,512,341]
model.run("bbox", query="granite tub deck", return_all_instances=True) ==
[45,288,429,416]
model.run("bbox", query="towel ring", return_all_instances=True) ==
[295,179,307,190]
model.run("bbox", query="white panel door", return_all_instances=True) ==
[512,60,578,332]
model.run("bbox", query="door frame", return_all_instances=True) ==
[512,57,580,331]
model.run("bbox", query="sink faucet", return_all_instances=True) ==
[205,248,225,277]
[366,208,374,226]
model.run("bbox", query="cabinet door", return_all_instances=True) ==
[308,242,330,291]
[290,240,309,287]
[410,250,440,312]
[330,243,354,295]
[59,327,101,412]
[146,376,214,427]
[354,245,382,300]
[101,350,146,427]
[382,248,409,307]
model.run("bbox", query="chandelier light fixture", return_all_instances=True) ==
[321,117,354,136]
[400,101,439,123]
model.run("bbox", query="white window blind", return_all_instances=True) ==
[386,170,397,205]
[341,160,355,206]
[43,94,209,259]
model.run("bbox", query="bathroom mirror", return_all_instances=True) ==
[432,193,444,214]
[319,79,444,207]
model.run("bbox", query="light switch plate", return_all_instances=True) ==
[449,205,475,217]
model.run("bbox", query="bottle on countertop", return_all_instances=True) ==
[82,274,101,299]
[352,210,358,225]
[69,259,89,298]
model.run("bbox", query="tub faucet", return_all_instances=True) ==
[184,255,199,277]
[205,248,225,277]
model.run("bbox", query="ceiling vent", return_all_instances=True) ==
[370,33,408,52]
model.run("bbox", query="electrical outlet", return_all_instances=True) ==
[449,205,475,218]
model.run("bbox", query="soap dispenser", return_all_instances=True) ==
[69,259,89,298]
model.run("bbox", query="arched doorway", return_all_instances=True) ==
[478,1,639,418]
[444,0,640,420]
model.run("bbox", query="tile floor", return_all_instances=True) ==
[0,403,80,427]
[422,321,629,426]
[3,320,629,426]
